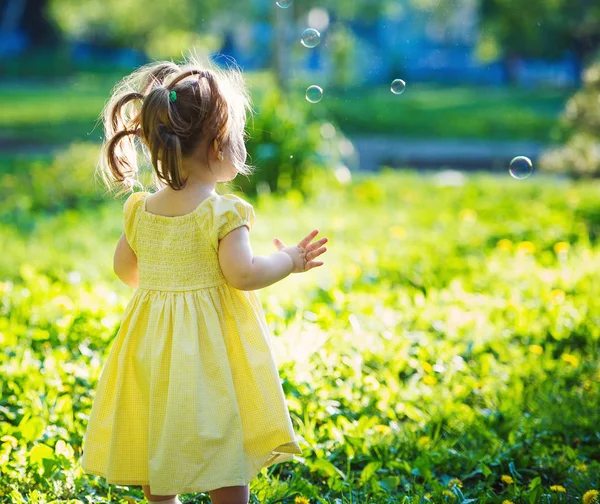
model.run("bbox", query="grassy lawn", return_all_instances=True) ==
[0,71,572,145]
[323,84,571,141]
[1,167,598,502]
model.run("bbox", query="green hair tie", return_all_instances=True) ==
[169,90,177,103]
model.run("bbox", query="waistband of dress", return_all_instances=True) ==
[136,280,228,292]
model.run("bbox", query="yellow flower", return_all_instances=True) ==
[442,489,456,498]
[459,209,477,222]
[554,242,570,254]
[517,241,536,254]
[496,239,513,252]
[389,226,407,239]
[448,478,463,488]
[295,497,310,504]
[373,424,391,435]
[422,361,433,374]
[423,375,437,386]
[575,463,588,472]
[550,485,566,492]
[348,263,361,277]
[529,344,544,355]
[561,353,579,366]
[583,490,599,504]
[501,474,514,484]
[550,289,566,304]
[424,493,432,499]
[502,501,515,504]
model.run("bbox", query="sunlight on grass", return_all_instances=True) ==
[1,168,598,502]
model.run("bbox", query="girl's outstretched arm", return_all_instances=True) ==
[114,233,140,288]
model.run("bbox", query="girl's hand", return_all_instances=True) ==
[273,229,328,273]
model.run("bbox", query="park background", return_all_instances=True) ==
[0,0,599,502]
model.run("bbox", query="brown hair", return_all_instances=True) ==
[96,53,253,197]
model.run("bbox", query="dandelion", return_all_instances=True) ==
[442,489,456,499]
[389,226,407,239]
[516,241,536,254]
[424,493,432,499]
[550,289,566,304]
[502,501,515,504]
[295,497,310,504]
[561,353,579,366]
[583,490,599,504]
[501,474,514,484]
[496,239,513,252]
[459,209,477,222]
[447,478,463,489]
[554,242,570,255]
[529,344,544,355]
[550,485,566,492]
[423,375,437,386]
[575,463,588,472]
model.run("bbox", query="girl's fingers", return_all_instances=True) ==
[298,229,319,248]
[306,237,328,252]
[306,261,324,270]
[306,247,327,262]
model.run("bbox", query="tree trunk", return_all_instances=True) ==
[23,0,59,46]
[501,53,519,85]
[273,5,291,94]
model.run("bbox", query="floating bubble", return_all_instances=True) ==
[509,156,534,180]
[306,85,323,103]
[301,28,321,48]
[276,0,292,8]
[391,79,406,95]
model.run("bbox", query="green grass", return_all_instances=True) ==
[1,167,599,503]
[319,84,572,141]
[0,71,573,145]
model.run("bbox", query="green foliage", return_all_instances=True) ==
[540,58,600,178]
[1,169,599,502]
[0,143,104,227]
[238,87,349,197]
[47,0,226,56]
[477,0,600,62]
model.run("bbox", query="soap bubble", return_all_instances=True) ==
[306,85,323,103]
[509,156,534,180]
[276,0,292,8]
[301,28,321,48]
[391,79,406,94]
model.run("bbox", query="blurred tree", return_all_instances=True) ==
[1,0,59,47]
[47,0,241,54]
[540,56,600,178]
[478,0,600,82]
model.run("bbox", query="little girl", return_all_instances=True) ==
[79,55,328,504]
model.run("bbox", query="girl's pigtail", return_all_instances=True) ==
[98,91,144,197]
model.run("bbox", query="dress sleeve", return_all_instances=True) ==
[213,194,255,241]
[123,191,148,253]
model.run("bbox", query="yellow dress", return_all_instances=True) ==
[80,191,302,495]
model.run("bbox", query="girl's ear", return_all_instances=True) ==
[212,139,224,161]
